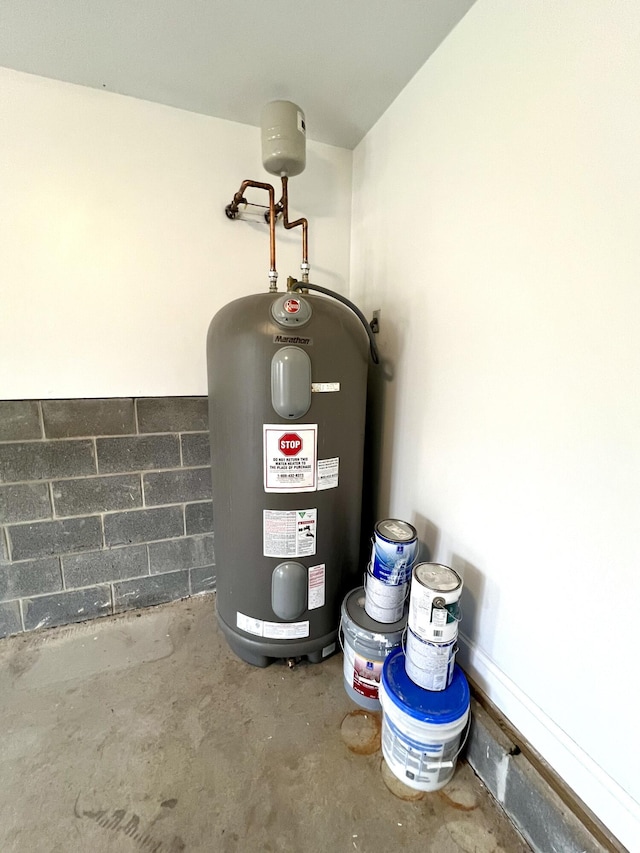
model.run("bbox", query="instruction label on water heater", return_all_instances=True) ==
[264,424,317,492]
[308,563,325,610]
[317,457,339,491]
[263,509,317,558]
[237,612,309,640]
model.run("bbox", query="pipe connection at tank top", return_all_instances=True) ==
[224,101,309,291]
[288,278,380,365]
[273,176,309,285]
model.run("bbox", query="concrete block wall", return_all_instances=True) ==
[0,398,215,637]
[465,698,611,853]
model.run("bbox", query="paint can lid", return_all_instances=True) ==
[381,649,470,723]
[374,519,418,544]
[341,587,407,648]
[413,563,462,593]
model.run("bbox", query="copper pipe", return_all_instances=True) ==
[227,179,277,278]
[278,176,309,268]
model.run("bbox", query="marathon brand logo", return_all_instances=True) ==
[273,335,313,345]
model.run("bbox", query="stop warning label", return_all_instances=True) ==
[279,433,303,456]
[264,424,318,492]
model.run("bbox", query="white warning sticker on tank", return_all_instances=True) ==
[308,563,325,610]
[236,612,310,639]
[263,508,317,558]
[317,457,339,491]
[236,612,264,636]
[263,620,309,639]
[311,382,340,393]
[264,424,317,492]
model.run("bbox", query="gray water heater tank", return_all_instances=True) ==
[207,292,368,666]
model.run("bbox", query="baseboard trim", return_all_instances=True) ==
[458,632,636,852]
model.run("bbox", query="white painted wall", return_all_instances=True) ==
[0,68,352,398]
[350,0,640,847]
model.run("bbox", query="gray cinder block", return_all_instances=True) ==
[0,601,22,637]
[96,435,180,474]
[8,516,103,560]
[465,700,514,801]
[103,506,183,547]
[143,468,211,506]
[465,698,609,853]
[148,535,214,574]
[22,586,111,631]
[0,557,62,601]
[190,565,216,594]
[52,474,142,517]
[0,440,95,484]
[184,501,213,535]
[113,570,189,612]
[41,399,135,438]
[180,432,211,467]
[0,483,52,524]
[0,401,41,441]
[62,545,148,587]
[136,397,208,434]
[504,748,608,853]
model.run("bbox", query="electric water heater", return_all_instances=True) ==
[207,290,368,666]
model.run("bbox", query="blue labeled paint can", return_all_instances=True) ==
[371,519,418,581]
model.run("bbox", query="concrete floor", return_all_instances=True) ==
[0,596,531,853]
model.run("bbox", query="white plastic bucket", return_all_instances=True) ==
[364,566,408,624]
[340,587,406,711]
[408,563,462,643]
[380,650,470,791]
[404,627,457,692]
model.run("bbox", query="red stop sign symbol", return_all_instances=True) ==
[279,433,302,456]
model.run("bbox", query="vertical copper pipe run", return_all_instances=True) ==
[230,180,277,288]
[279,176,309,279]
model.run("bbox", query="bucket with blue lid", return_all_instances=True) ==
[379,648,470,791]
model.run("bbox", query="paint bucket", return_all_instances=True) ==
[380,649,470,791]
[404,627,457,691]
[364,565,408,624]
[340,587,407,711]
[408,563,462,643]
[371,519,418,578]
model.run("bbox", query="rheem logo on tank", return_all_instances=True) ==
[263,424,318,492]
[283,298,301,314]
